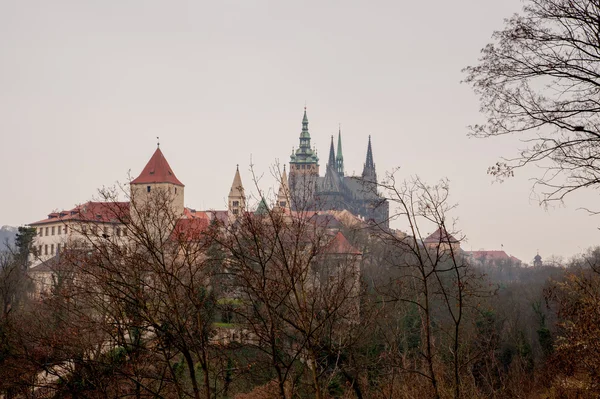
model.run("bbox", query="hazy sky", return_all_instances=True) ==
[1,0,598,263]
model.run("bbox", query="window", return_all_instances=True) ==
[38,245,42,255]
[116,227,121,237]
[64,226,68,234]
[51,226,55,235]
[175,187,177,194]
[45,227,49,236]
[57,225,61,235]
[232,209,238,215]
[57,243,61,253]
[38,228,42,236]
[280,201,286,207]
[147,186,151,193]
[92,226,98,235]
[103,226,108,236]
[44,245,48,255]
[233,201,239,207]
[122,228,127,236]
[50,244,54,255]
[82,225,87,234]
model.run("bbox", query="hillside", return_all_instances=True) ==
[0,225,17,250]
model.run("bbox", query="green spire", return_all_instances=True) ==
[255,197,269,215]
[302,107,309,134]
[336,125,344,176]
[291,107,319,165]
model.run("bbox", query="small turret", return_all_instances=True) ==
[228,165,245,216]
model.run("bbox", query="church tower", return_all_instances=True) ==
[289,107,319,176]
[289,107,320,208]
[130,145,185,218]
[277,165,290,209]
[228,165,246,216]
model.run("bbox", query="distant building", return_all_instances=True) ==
[424,227,461,253]
[533,253,543,267]
[466,250,522,266]
[27,144,365,288]
[288,108,389,228]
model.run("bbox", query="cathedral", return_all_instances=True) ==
[288,108,389,228]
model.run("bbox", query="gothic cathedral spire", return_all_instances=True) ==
[327,135,336,170]
[362,135,376,181]
[336,126,344,177]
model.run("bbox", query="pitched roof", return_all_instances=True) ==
[323,231,361,255]
[131,148,184,186]
[30,201,130,226]
[255,198,269,215]
[229,166,244,198]
[424,227,459,244]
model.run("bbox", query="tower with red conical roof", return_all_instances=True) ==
[130,145,185,218]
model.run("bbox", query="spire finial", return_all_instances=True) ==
[236,164,239,171]
[157,136,160,148]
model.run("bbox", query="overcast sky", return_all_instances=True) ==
[1,0,598,263]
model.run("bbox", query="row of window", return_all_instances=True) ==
[80,225,128,237]
[37,225,129,237]
[146,186,178,194]
[38,225,67,237]
[35,243,63,256]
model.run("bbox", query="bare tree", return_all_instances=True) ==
[464,0,600,205]
[369,173,491,399]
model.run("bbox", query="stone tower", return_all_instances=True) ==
[289,107,320,208]
[228,165,246,215]
[130,146,185,219]
[277,165,290,209]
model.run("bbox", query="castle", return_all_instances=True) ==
[288,108,389,227]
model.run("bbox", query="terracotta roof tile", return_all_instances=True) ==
[424,228,459,244]
[131,148,184,186]
[323,231,362,255]
[30,201,130,226]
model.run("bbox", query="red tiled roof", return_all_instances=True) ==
[424,228,459,244]
[131,148,184,186]
[171,218,210,242]
[323,231,362,255]
[30,201,130,226]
